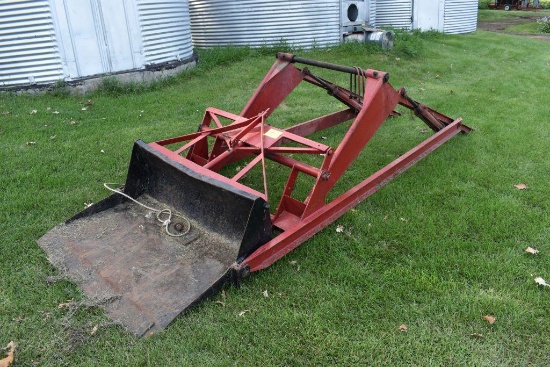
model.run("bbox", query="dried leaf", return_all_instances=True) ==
[81,107,87,111]
[395,57,401,61]
[1,111,10,116]
[534,277,550,287]
[482,315,495,325]
[100,149,105,154]
[470,333,483,338]
[84,202,93,208]
[50,135,56,140]
[238,309,250,317]
[398,324,407,332]
[262,290,269,298]
[525,247,539,255]
[70,120,77,125]
[52,110,59,115]
[399,217,408,222]
[383,215,388,220]
[0,341,16,367]
[58,299,74,309]
[25,141,36,146]
[336,225,344,233]
[30,110,37,115]
[215,300,226,307]
[90,325,98,335]
[514,183,528,190]
[85,99,94,106]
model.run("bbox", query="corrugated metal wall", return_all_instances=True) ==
[374,0,412,30]
[188,0,341,48]
[137,0,194,65]
[367,1,376,26]
[443,0,478,34]
[0,0,65,87]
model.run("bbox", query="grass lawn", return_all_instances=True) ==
[1,28,550,366]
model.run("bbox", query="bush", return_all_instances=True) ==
[478,0,492,9]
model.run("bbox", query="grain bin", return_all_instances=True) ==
[188,0,343,48]
[374,0,478,34]
[413,0,478,34]
[1,0,195,90]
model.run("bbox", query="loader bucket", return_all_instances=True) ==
[38,140,272,336]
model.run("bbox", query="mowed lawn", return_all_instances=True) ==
[1,26,549,366]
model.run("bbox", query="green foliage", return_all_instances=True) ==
[479,0,492,9]
[540,19,550,33]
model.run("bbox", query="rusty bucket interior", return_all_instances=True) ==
[38,141,272,336]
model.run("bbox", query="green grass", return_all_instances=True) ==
[2,30,550,366]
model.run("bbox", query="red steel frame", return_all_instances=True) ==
[150,53,471,273]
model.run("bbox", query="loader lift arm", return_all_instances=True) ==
[152,53,471,271]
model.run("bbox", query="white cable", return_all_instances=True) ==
[103,183,191,237]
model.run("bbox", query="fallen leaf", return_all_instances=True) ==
[69,120,76,125]
[470,333,483,338]
[30,110,37,115]
[215,300,226,307]
[84,202,93,208]
[383,215,388,220]
[100,149,105,154]
[514,183,528,190]
[534,277,550,287]
[37,310,51,319]
[46,107,51,111]
[1,111,10,115]
[336,225,344,233]
[395,57,401,61]
[0,341,16,367]
[398,324,407,332]
[85,99,94,106]
[525,247,539,255]
[25,141,36,145]
[482,315,495,325]
[238,309,250,317]
[262,290,269,298]
[289,260,298,266]
[90,325,98,335]
[52,110,59,115]
[58,299,74,308]
[399,217,408,222]
[50,135,56,140]
[81,107,87,111]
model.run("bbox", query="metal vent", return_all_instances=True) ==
[137,0,194,65]
[0,0,64,88]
